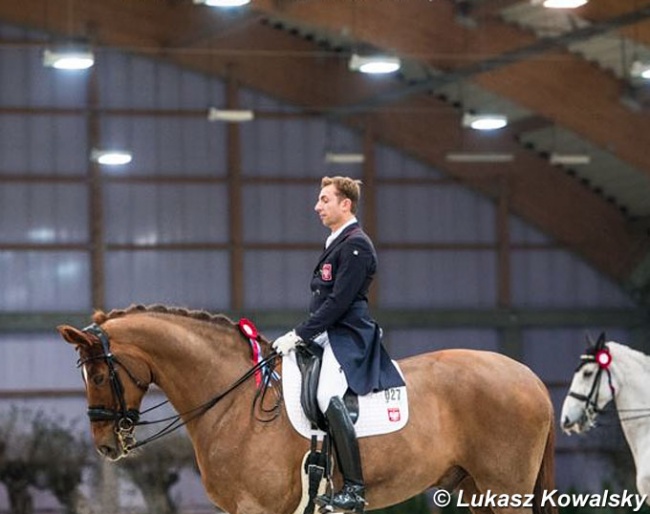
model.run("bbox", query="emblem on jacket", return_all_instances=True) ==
[321,263,333,281]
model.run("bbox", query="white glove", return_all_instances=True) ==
[272,330,303,356]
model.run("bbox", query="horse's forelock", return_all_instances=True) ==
[92,310,109,324]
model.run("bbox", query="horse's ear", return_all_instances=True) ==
[595,332,606,350]
[57,325,93,349]
[585,332,596,349]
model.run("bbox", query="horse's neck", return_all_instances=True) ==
[609,343,650,460]
[112,316,252,413]
[610,343,650,409]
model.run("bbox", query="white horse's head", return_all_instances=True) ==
[560,332,616,435]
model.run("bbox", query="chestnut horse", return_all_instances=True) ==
[57,305,556,514]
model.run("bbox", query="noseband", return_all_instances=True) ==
[79,323,146,450]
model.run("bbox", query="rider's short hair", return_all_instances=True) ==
[321,176,362,214]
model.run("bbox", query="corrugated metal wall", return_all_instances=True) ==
[0,22,641,509]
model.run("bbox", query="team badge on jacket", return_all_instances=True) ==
[321,263,333,281]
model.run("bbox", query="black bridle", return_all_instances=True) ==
[79,324,144,450]
[78,323,281,454]
[567,352,615,422]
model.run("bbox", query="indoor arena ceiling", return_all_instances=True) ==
[3,0,650,303]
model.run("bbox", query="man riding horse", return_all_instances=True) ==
[272,176,404,513]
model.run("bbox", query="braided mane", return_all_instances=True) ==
[92,304,236,330]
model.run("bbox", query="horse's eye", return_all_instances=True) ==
[582,370,594,378]
[92,374,106,386]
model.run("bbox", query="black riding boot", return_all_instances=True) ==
[315,396,366,513]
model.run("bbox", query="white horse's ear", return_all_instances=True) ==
[57,325,94,349]
[585,332,596,349]
[595,332,606,350]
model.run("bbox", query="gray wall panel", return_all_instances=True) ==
[375,146,444,179]
[377,185,496,243]
[100,116,227,175]
[243,250,314,310]
[0,252,90,311]
[105,251,230,310]
[0,114,87,174]
[379,250,497,308]
[105,184,228,243]
[511,250,634,308]
[0,184,88,243]
[98,51,225,109]
[242,184,325,243]
[382,328,499,358]
[241,120,362,177]
[0,334,82,390]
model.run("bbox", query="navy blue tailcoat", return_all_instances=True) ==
[295,223,405,395]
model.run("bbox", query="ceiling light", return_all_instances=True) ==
[349,54,401,74]
[43,45,94,70]
[446,152,514,163]
[630,61,650,80]
[539,0,588,8]
[325,152,365,164]
[549,153,591,165]
[207,108,255,122]
[462,113,508,131]
[193,0,251,6]
[91,150,133,166]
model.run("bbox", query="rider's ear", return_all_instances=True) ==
[57,325,94,349]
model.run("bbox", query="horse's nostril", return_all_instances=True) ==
[98,445,117,459]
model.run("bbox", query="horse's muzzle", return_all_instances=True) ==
[97,444,123,461]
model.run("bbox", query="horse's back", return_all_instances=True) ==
[397,348,553,440]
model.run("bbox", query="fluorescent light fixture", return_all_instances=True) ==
[550,153,591,165]
[325,152,365,164]
[446,152,514,163]
[207,108,255,122]
[91,150,133,166]
[630,61,650,80]
[540,0,588,7]
[462,113,508,131]
[193,0,251,6]
[349,54,401,74]
[43,47,94,70]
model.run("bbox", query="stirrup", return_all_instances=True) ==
[315,484,366,514]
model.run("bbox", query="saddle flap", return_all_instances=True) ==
[295,344,327,430]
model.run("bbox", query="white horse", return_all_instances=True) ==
[560,333,650,504]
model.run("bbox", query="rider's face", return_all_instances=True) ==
[314,184,351,232]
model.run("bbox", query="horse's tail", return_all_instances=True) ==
[533,415,557,514]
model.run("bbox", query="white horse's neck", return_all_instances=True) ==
[608,342,650,468]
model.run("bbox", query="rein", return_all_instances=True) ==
[80,323,281,452]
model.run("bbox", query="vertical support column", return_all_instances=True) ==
[226,74,244,312]
[496,175,521,359]
[497,174,511,309]
[87,60,105,311]
[362,127,380,306]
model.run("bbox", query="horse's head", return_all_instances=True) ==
[560,332,615,435]
[57,322,152,461]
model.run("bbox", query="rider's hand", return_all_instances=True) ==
[272,330,303,356]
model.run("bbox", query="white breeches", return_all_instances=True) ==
[314,332,349,413]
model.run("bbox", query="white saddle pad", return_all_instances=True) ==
[281,351,409,440]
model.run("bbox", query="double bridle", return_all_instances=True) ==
[78,323,280,454]
[567,349,615,423]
